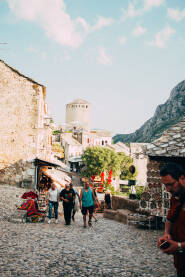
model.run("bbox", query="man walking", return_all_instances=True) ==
[60,182,75,225]
[158,163,185,277]
[79,180,97,228]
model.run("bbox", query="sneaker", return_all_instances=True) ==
[88,221,92,226]
[48,219,51,224]
[55,219,58,224]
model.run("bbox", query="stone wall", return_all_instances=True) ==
[111,195,139,211]
[0,60,51,186]
[0,159,35,188]
[139,158,170,218]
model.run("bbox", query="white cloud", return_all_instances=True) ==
[121,3,142,19]
[119,36,127,45]
[76,16,114,33]
[92,16,114,31]
[122,0,165,20]
[167,8,185,22]
[148,26,175,48]
[7,0,114,49]
[132,25,147,36]
[143,0,165,11]
[97,48,112,65]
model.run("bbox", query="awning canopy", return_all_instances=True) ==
[68,157,82,163]
[41,167,71,188]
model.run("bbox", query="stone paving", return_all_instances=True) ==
[0,185,176,277]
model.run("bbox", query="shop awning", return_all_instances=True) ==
[41,167,71,188]
[68,157,82,163]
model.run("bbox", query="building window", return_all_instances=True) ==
[86,105,88,108]
[87,138,90,143]
[102,141,104,146]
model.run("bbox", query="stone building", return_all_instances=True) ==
[130,143,148,186]
[140,117,185,218]
[61,128,112,171]
[65,99,90,132]
[0,59,53,187]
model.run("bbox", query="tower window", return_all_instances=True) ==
[86,105,88,108]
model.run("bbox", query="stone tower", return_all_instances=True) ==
[65,99,90,131]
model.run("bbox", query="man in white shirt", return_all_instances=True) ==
[48,182,59,224]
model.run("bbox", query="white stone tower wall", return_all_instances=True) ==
[66,102,90,131]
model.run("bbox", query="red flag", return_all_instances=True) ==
[100,172,105,184]
[108,169,112,184]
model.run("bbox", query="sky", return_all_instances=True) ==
[0,0,185,135]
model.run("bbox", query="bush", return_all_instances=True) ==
[135,185,145,200]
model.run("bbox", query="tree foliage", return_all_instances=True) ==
[52,130,61,135]
[52,143,64,158]
[81,146,135,179]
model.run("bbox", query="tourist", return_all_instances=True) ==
[92,187,98,222]
[104,189,111,209]
[70,181,80,221]
[79,180,96,228]
[48,182,59,224]
[158,163,185,277]
[60,182,75,225]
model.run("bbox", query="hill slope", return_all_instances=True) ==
[113,80,185,143]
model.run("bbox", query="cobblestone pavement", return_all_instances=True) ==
[0,185,176,277]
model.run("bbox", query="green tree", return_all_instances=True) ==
[81,146,134,179]
[52,130,61,135]
[118,152,136,180]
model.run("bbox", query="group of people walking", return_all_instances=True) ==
[47,179,99,227]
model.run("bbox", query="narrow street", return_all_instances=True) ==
[0,186,175,277]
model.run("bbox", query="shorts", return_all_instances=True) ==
[81,205,94,216]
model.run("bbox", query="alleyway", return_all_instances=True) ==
[0,186,175,277]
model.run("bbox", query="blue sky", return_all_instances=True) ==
[0,0,185,135]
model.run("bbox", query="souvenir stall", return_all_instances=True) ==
[34,158,70,212]
[139,118,185,228]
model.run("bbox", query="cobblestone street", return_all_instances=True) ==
[0,186,176,277]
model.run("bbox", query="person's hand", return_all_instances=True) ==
[158,233,171,247]
[162,240,178,255]
[64,199,69,203]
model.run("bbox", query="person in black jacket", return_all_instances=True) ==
[60,183,75,225]
[104,190,111,209]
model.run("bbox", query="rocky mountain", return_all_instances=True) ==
[113,80,185,144]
